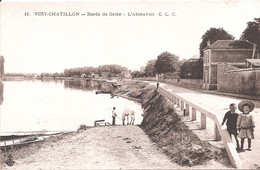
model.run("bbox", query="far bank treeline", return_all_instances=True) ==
[4,64,129,79]
[63,64,129,78]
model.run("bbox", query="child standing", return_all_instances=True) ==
[236,100,255,151]
[222,103,239,149]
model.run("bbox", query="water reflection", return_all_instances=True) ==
[0,80,142,132]
[40,79,63,85]
[64,80,112,92]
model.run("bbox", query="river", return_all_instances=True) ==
[0,80,143,132]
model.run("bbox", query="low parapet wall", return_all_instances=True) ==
[158,87,242,168]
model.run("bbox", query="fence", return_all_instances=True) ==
[157,87,242,168]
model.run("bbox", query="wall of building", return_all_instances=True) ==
[211,50,253,63]
[210,65,218,84]
[217,63,260,96]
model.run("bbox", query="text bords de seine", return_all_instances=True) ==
[25,11,176,17]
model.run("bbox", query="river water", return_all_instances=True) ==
[0,80,143,132]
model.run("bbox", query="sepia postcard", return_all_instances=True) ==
[0,0,260,169]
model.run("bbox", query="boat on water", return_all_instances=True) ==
[0,130,73,148]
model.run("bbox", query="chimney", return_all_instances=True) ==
[207,40,211,47]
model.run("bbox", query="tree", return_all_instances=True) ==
[131,70,141,78]
[180,58,203,79]
[154,52,179,74]
[199,28,234,57]
[144,59,156,77]
[240,18,260,55]
[63,64,129,78]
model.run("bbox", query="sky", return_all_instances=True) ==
[0,1,260,73]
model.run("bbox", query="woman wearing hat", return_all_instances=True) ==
[236,100,255,151]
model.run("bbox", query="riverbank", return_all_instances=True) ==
[1,125,230,169]
[115,80,231,167]
[0,80,231,169]
[1,126,183,169]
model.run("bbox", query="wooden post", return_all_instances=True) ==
[173,96,176,104]
[214,124,221,141]
[177,98,180,107]
[200,112,206,129]
[181,100,184,111]
[185,103,190,116]
[171,96,174,103]
[192,108,196,120]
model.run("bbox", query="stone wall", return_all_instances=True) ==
[217,63,260,96]
[137,77,203,89]
[175,79,203,89]
[137,77,156,81]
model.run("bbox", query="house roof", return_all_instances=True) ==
[204,40,254,50]
[189,54,200,60]
[246,59,260,67]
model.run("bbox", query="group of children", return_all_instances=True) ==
[222,100,255,151]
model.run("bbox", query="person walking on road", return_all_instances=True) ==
[112,107,117,125]
[222,103,240,149]
[236,100,255,151]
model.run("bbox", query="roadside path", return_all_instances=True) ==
[147,81,260,169]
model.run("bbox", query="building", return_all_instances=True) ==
[188,54,200,61]
[0,56,4,77]
[203,40,258,90]
[180,54,202,79]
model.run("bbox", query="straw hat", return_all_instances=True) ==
[238,100,255,112]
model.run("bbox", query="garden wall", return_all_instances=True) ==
[217,63,260,97]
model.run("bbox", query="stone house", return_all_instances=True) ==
[203,40,258,90]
